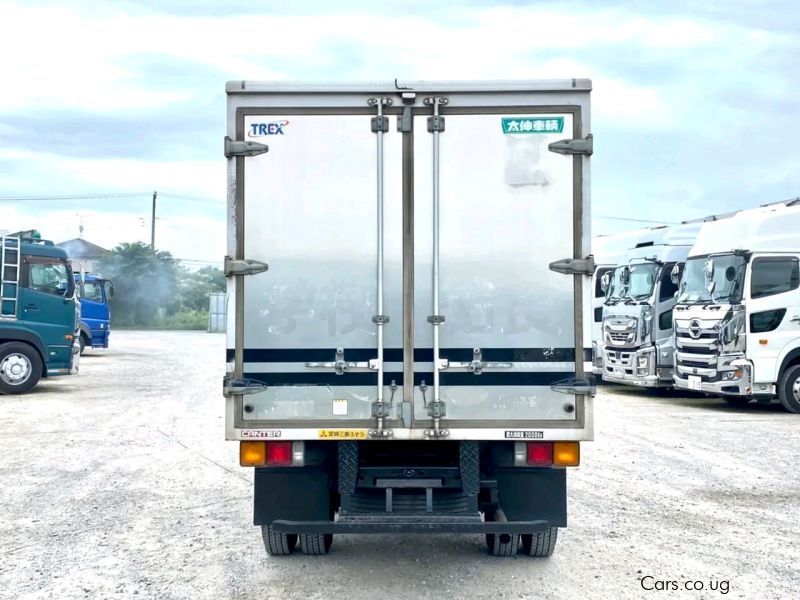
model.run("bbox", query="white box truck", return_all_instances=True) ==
[599,223,702,387]
[224,80,594,557]
[673,199,800,412]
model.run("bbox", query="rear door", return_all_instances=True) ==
[412,105,588,433]
[229,84,590,439]
[234,108,403,429]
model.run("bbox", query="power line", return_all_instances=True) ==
[0,191,225,204]
[0,192,152,201]
[594,214,678,225]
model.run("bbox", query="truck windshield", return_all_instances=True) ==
[28,259,74,298]
[82,281,105,302]
[677,254,746,304]
[605,262,659,303]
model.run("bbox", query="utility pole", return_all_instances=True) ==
[150,190,157,249]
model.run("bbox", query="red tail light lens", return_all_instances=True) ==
[526,442,553,466]
[266,442,293,466]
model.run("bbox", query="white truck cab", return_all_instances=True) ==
[673,200,800,412]
[599,223,701,387]
[590,229,656,377]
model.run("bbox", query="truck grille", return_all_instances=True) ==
[675,324,719,382]
[604,349,634,376]
[604,316,638,349]
[607,331,634,344]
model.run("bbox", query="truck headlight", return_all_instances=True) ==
[722,370,742,381]
[637,355,648,368]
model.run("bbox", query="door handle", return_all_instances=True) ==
[24,304,39,311]
[791,315,800,323]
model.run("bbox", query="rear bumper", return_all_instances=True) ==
[272,515,550,534]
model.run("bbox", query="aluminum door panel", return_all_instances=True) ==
[413,112,577,423]
[240,114,403,421]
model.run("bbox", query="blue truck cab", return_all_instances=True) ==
[0,235,79,394]
[74,272,113,354]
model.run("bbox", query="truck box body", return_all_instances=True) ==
[224,80,593,555]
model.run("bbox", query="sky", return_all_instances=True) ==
[0,0,798,265]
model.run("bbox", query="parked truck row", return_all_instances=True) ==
[594,199,800,413]
[0,231,112,395]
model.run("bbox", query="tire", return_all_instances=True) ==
[260,525,297,556]
[0,342,42,395]
[521,527,559,557]
[778,364,800,414]
[723,396,752,407]
[298,533,333,555]
[79,334,87,355]
[485,532,520,557]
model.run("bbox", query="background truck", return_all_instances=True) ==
[591,228,658,377]
[673,199,800,412]
[0,235,79,394]
[599,223,701,387]
[224,80,593,557]
[73,271,113,354]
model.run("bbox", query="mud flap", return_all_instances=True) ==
[496,468,567,527]
[253,468,331,526]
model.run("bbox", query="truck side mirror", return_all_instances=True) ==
[670,264,682,286]
[707,280,716,295]
[105,281,115,299]
[600,272,611,293]
[704,259,714,281]
[619,266,630,286]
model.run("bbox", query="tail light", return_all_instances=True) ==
[514,441,580,467]
[239,441,305,467]
[266,441,292,465]
[526,442,553,466]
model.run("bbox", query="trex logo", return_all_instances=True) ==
[248,121,289,137]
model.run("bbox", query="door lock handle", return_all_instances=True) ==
[24,304,39,310]
[791,315,800,323]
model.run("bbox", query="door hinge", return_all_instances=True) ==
[549,255,596,276]
[551,378,596,397]
[224,136,269,158]
[223,377,267,396]
[548,134,593,156]
[224,256,269,277]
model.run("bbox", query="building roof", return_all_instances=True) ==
[56,238,110,260]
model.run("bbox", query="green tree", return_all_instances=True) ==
[176,265,225,312]
[97,242,180,327]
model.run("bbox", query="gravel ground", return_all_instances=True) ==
[1,330,798,599]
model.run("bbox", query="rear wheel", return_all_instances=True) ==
[298,533,333,555]
[521,527,559,557]
[485,532,520,557]
[778,364,800,414]
[723,396,752,407]
[260,525,297,556]
[0,342,42,395]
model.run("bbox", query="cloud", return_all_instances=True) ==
[0,0,798,254]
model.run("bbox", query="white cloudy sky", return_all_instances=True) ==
[0,0,798,265]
